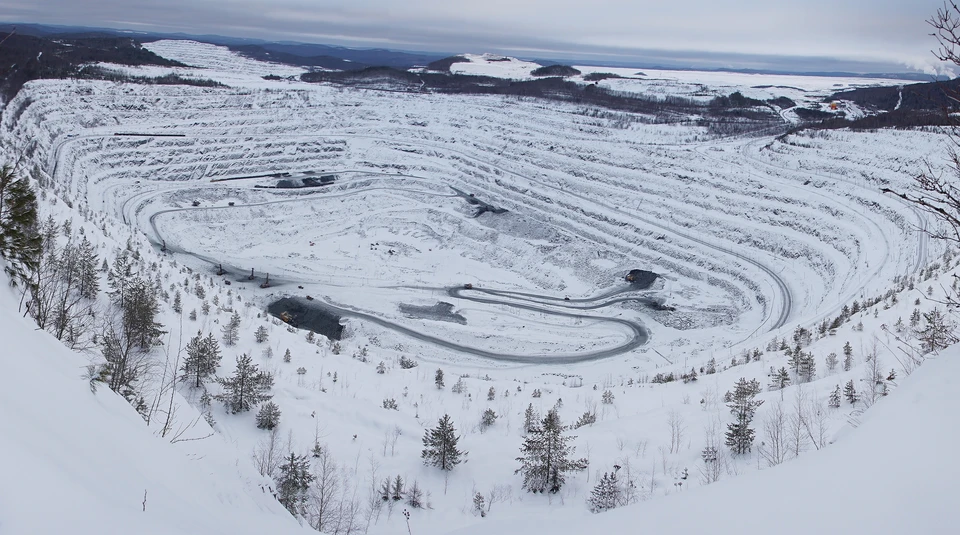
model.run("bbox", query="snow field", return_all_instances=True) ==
[0,40,950,533]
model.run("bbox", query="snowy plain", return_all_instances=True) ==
[0,39,956,534]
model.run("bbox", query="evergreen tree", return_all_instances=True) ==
[107,252,134,308]
[276,452,314,516]
[787,346,802,374]
[909,308,922,328]
[435,368,444,389]
[480,408,497,431]
[0,167,40,286]
[842,342,854,371]
[843,380,859,405]
[917,308,956,353]
[587,470,622,513]
[574,410,597,429]
[255,325,269,343]
[75,236,99,300]
[256,401,281,430]
[406,480,425,509]
[172,290,182,314]
[391,475,404,500]
[100,325,141,400]
[421,414,464,471]
[487,386,496,401]
[222,310,240,346]
[768,367,790,391]
[123,277,164,351]
[283,348,292,363]
[724,378,764,455]
[828,385,842,408]
[180,331,222,388]
[215,354,274,413]
[797,352,816,383]
[473,492,486,517]
[523,403,539,433]
[515,409,588,493]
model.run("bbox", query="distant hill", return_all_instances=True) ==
[531,64,581,77]
[243,42,443,69]
[427,55,470,72]
[229,45,361,71]
[1,22,944,81]
[831,78,960,112]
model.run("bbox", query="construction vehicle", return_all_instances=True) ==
[279,311,293,323]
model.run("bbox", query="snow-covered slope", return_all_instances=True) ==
[0,39,954,534]
[448,54,542,79]
[454,347,960,535]
[0,277,305,535]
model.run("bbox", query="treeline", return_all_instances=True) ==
[830,77,960,112]
[813,109,952,131]
[77,65,224,88]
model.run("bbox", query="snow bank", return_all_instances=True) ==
[453,348,960,535]
[0,280,306,534]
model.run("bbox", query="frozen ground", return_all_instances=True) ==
[0,39,953,535]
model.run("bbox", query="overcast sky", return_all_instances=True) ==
[1,0,952,73]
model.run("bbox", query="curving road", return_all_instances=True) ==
[47,129,797,361]
[133,170,652,364]
[732,138,931,328]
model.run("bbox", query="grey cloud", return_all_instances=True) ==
[1,0,950,73]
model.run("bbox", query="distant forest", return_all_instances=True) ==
[0,33,187,103]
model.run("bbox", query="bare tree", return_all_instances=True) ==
[252,428,283,478]
[801,398,830,451]
[759,401,789,467]
[698,418,725,485]
[788,387,811,458]
[308,447,341,533]
[667,410,686,454]
[861,343,886,408]
[883,3,960,273]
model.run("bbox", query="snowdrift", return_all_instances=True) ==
[0,279,306,535]
[453,348,960,535]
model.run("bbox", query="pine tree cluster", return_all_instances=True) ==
[588,470,623,513]
[724,378,763,455]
